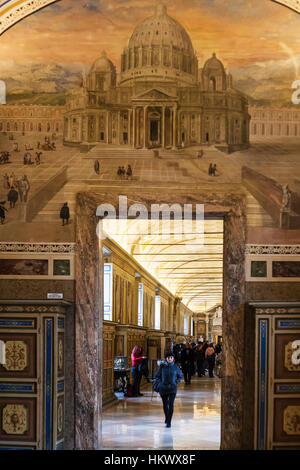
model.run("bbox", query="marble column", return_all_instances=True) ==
[221,201,247,450]
[105,111,109,144]
[128,110,132,145]
[118,111,121,145]
[75,193,102,449]
[133,107,136,148]
[162,106,165,148]
[143,106,147,148]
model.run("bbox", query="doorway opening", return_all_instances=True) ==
[100,217,223,450]
[150,119,159,142]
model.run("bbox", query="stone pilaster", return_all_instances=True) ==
[75,192,102,449]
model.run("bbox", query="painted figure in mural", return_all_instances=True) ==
[153,352,182,428]
[8,173,16,188]
[281,184,291,211]
[131,345,146,397]
[0,201,8,224]
[180,343,194,384]
[209,163,213,175]
[94,159,100,175]
[60,202,70,226]
[126,165,132,180]
[7,187,18,208]
[3,174,9,190]
[35,152,42,165]
[19,175,30,203]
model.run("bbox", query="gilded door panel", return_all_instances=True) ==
[0,397,36,442]
[274,398,300,443]
[0,333,37,378]
[275,333,300,380]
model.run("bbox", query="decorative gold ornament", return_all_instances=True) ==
[272,1,300,13]
[3,341,28,371]
[57,403,63,434]
[58,339,63,371]
[285,340,300,372]
[2,404,28,435]
[283,406,300,435]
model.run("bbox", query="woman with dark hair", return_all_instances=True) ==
[131,345,145,397]
[153,352,182,428]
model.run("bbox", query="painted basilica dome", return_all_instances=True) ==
[120,4,198,86]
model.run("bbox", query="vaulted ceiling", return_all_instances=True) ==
[103,218,223,313]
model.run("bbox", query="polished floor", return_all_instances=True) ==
[102,376,221,450]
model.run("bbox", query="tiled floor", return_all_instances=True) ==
[102,376,221,450]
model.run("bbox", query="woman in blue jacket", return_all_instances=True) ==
[153,352,182,428]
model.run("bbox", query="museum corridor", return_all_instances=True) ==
[102,377,221,450]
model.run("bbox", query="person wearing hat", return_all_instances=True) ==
[153,352,182,428]
[60,202,70,226]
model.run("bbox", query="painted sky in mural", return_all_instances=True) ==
[1,0,300,104]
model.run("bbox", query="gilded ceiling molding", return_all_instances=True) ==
[0,0,58,35]
[272,0,300,12]
[0,1,299,36]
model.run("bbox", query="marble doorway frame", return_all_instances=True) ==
[75,189,248,450]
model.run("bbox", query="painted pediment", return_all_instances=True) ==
[133,88,178,101]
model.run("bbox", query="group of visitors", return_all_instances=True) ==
[0,175,30,224]
[129,340,222,428]
[209,163,218,176]
[0,173,31,223]
[173,340,222,380]
[117,165,132,180]
[23,152,42,165]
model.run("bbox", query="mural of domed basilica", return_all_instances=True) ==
[64,4,250,151]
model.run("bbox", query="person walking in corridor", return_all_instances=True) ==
[153,352,182,428]
[195,341,205,377]
[205,343,216,378]
[131,345,145,397]
[180,343,194,384]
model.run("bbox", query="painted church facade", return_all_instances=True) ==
[63,4,250,151]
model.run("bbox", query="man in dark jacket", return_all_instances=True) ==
[154,352,182,428]
[180,343,194,384]
[7,187,18,208]
[60,202,70,226]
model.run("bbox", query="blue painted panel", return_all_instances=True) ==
[278,320,300,329]
[44,319,53,450]
[258,319,268,450]
[0,383,34,392]
[0,320,34,328]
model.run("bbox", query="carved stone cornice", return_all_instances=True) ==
[0,242,75,254]
[246,244,300,255]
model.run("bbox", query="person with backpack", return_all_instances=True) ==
[153,352,182,428]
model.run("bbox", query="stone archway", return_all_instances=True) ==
[75,189,248,450]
